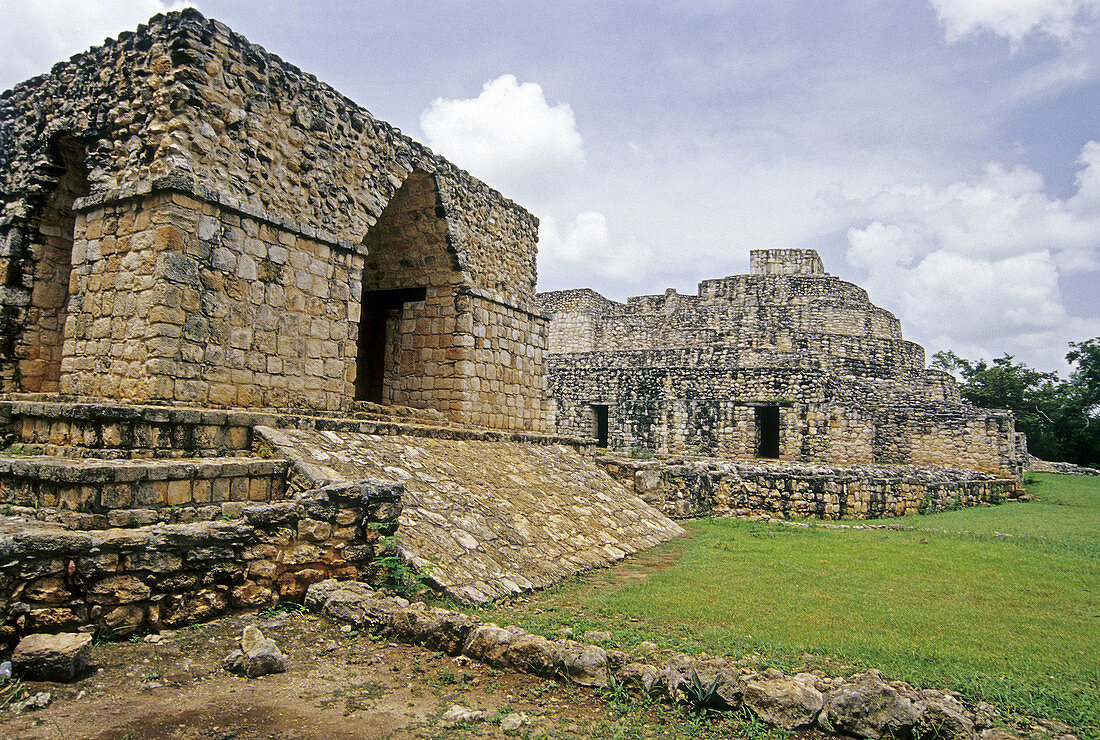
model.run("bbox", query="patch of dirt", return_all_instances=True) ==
[0,611,620,740]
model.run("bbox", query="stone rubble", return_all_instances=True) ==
[304,578,1029,740]
[223,624,286,677]
[440,705,491,728]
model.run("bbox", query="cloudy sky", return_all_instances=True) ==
[2,0,1098,372]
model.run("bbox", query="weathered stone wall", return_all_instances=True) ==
[56,189,367,410]
[1,9,546,430]
[598,456,1021,520]
[538,249,1022,479]
[0,479,402,638]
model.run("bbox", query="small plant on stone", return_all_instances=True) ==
[600,671,632,709]
[681,670,722,716]
[374,534,435,597]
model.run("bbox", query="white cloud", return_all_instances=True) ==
[929,0,1100,43]
[0,0,193,90]
[843,141,1100,369]
[848,145,1100,271]
[538,212,651,285]
[420,74,585,202]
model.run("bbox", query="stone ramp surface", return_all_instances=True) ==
[257,427,685,602]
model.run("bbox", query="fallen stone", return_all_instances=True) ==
[504,634,564,678]
[440,705,489,728]
[385,603,481,655]
[12,691,52,713]
[561,640,610,687]
[616,662,662,696]
[224,625,286,678]
[823,671,920,738]
[659,652,698,699]
[583,630,612,643]
[743,673,824,729]
[917,689,977,740]
[500,712,528,733]
[11,632,92,682]
[461,624,516,668]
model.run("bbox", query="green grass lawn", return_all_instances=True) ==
[468,472,1100,736]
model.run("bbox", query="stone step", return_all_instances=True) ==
[0,455,289,525]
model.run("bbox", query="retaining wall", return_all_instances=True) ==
[598,456,1021,520]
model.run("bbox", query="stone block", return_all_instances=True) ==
[12,632,93,682]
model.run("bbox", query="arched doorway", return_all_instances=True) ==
[355,171,461,407]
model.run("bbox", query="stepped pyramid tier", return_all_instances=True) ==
[537,249,1024,480]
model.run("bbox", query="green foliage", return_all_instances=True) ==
[932,339,1100,466]
[374,534,435,596]
[682,671,723,716]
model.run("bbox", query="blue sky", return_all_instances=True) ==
[2,0,1098,372]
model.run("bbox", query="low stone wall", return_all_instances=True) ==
[306,579,1007,740]
[1028,456,1099,476]
[0,479,401,638]
[598,456,1021,520]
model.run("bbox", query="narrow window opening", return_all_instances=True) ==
[355,287,427,403]
[592,404,609,448]
[755,405,780,458]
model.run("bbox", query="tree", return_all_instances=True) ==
[931,341,1100,466]
[1066,338,1100,410]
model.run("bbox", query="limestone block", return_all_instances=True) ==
[12,632,93,682]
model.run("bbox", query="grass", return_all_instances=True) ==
[467,472,1100,737]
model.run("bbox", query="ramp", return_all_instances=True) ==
[257,427,685,602]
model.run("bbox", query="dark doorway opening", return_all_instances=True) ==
[592,404,609,448]
[755,405,780,458]
[355,287,427,403]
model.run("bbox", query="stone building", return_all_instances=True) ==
[538,249,1024,479]
[0,8,546,431]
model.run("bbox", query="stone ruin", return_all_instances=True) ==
[0,9,682,639]
[0,8,544,429]
[537,249,1024,482]
[0,10,1022,643]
